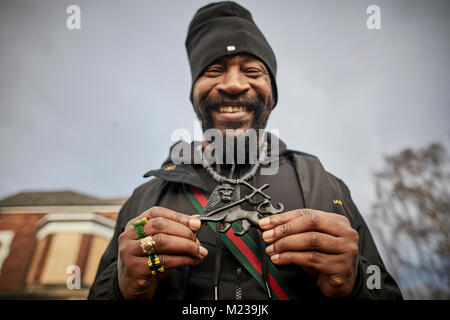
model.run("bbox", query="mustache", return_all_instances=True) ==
[199,95,264,112]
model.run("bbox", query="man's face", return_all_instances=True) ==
[192,54,274,135]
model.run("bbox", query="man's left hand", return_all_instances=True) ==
[258,209,359,298]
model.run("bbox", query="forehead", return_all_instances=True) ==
[209,53,268,70]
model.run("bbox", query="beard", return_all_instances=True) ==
[196,94,271,164]
[197,94,269,132]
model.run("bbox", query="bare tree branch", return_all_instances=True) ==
[369,142,450,299]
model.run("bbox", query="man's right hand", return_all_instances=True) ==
[117,206,207,300]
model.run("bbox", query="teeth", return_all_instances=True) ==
[218,106,246,113]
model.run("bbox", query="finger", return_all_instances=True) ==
[125,206,201,231]
[266,232,346,256]
[259,208,349,230]
[270,251,348,274]
[132,233,208,259]
[124,207,201,240]
[129,254,203,277]
[143,216,198,242]
[125,210,154,230]
[262,210,351,243]
[147,206,201,231]
[159,254,204,271]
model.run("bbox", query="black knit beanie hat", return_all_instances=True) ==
[186,1,278,108]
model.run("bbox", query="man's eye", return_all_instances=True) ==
[205,68,223,75]
[245,69,262,76]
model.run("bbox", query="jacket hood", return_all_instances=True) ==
[143,132,290,191]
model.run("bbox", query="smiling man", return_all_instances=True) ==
[88,1,402,300]
[193,54,273,134]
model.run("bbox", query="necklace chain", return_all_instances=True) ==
[196,141,268,184]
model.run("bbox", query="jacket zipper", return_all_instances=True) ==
[235,266,242,300]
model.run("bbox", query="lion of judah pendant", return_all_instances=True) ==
[199,179,284,236]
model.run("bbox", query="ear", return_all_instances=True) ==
[264,98,275,116]
[192,102,204,121]
[191,80,204,117]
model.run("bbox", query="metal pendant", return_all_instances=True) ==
[199,179,284,236]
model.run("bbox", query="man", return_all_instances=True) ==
[88,1,402,300]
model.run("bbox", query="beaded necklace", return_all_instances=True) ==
[195,141,267,184]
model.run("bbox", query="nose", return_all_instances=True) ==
[216,67,250,96]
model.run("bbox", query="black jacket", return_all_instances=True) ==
[88,138,403,300]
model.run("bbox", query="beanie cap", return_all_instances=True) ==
[186,1,278,107]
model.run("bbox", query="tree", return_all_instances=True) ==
[369,142,450,299]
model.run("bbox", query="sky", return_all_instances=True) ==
[0,0,449,292]
[2,0,449,208]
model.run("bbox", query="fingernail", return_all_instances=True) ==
[262,230,273,242]
[199,246,208,257]
[189,218,201,229]
[266,245,274,255]
[271,254,279,262]
[259,217,270,227]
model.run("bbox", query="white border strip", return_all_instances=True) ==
[36,213,116,240]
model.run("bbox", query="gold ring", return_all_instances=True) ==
[140,235,156,254]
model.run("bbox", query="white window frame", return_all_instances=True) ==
[0,231,15,275]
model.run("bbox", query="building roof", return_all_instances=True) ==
[0,190,127,207]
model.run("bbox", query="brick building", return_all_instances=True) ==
[0,191,126,299]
